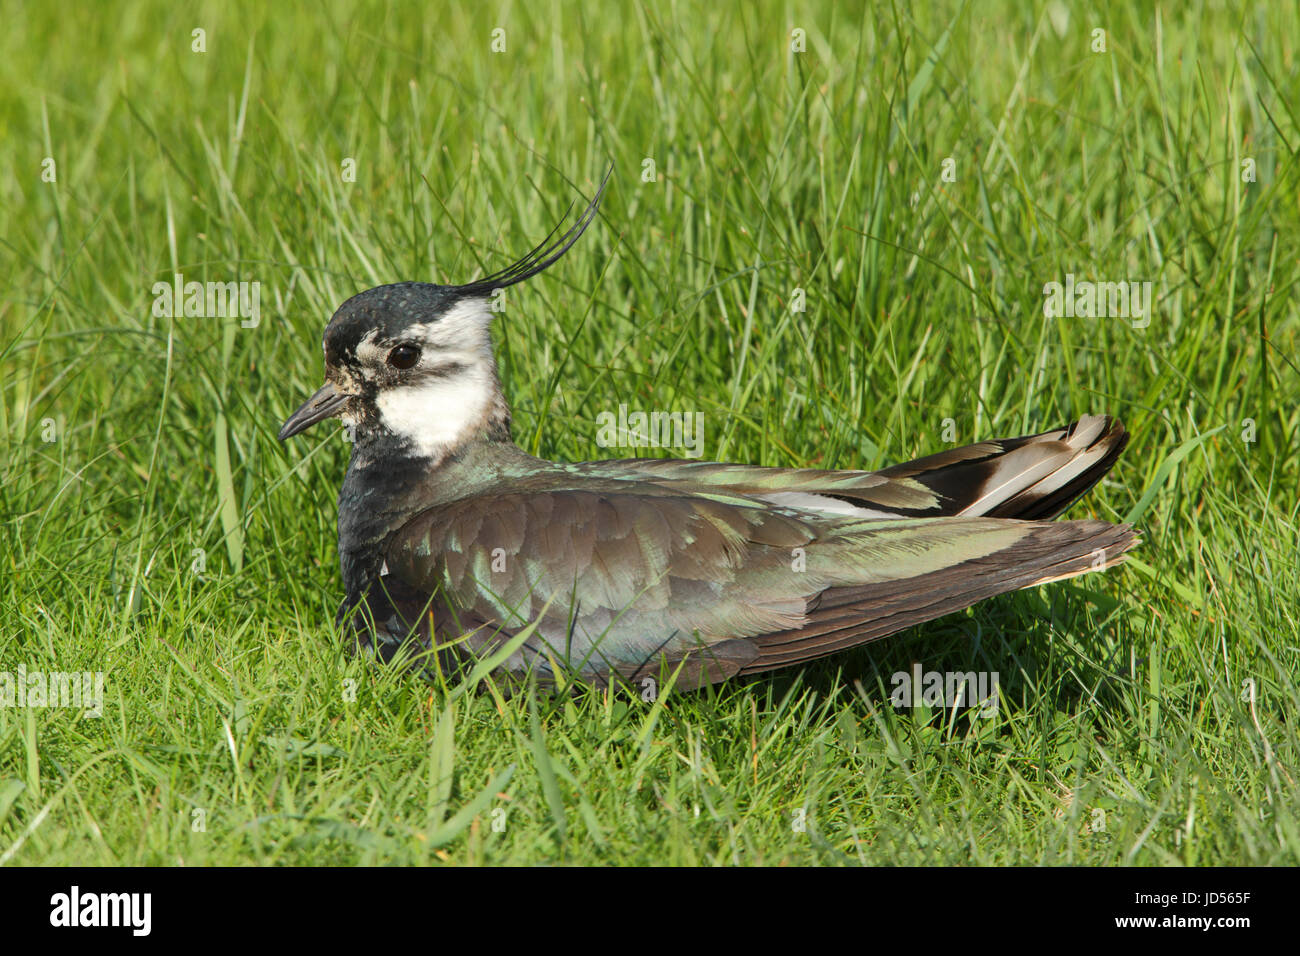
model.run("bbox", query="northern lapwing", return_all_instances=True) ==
[279,172,1136,689]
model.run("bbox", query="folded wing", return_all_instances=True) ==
[381,478,1136,686]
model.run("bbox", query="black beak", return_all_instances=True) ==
[278,382,349,441]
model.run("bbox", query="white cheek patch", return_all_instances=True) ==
[375,363,495,457]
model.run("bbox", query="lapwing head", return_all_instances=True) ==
[278,170,610,457]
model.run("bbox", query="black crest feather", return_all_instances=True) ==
[452,166,611,297]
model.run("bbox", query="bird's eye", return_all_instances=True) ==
[387,344,421,370]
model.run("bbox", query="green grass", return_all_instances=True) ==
[2,0,1298,865]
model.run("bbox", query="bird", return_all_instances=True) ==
[278,172,1136,691]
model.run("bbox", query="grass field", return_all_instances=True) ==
[1,0,1297,865]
